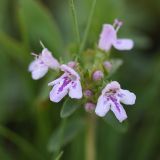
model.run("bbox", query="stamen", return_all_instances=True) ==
[31,53,39,59]
[113,19,123,32]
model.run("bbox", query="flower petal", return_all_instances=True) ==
[49,76,71,102]
[29,59,48,80]
[28,60,36,72]
[113,39,134,50]
[102,81,120,94]
[110,100,127,122]
[98,24,116,52]
[31,66,48,80]
[119,89,136,105]
[60,64,80,79]
[95,95,110,117]
[48,74,66,86]
[41,48,59,69]
[69,80,82,99]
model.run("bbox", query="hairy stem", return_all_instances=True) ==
[79,0,97,54]
[86,114,96,160]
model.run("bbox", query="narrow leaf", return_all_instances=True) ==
[47,118,84,152]
[60,98,82,118]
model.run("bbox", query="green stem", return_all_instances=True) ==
[86,114,96,160]
[79,0,97,55]
[0,125,45,160]
[70,0,80,45]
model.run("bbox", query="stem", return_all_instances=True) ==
[70,0,80,45]
[86,114,96,160]
[79,0,97,54]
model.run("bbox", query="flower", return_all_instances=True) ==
[95,81,136,122]
[92,70,104,81]
[98,19,134,52]
[28,48,59,80]
[48,64,83,103]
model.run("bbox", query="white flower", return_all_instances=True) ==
[48,64,82,103]
[28,48,59,80]
[98,19,134,52]
[95,81,136,122]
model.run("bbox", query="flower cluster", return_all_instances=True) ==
[29,19,136,122]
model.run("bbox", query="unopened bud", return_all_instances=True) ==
[84,102,96,113]
[92,70,104,81]
[84,90,93,98]
[67,61,77,68]
[103,61,112,71]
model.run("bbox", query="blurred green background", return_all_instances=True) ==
[0,0,160,159]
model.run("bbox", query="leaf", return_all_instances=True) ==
[60,98,82,118]
[18,0,64,56]
[103,112,128,133]
[47,118,84,152]
[107,59,123,78]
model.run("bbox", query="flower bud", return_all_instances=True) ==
[84,102,96,113]
[92,70,104,81]
[84,90,93,98]
[103,61,112,71]
[67,61,77,68]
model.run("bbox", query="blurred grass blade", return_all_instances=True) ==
[70,0,80,45]
[103,112,128,133]
[0,125,46,160]
[47,118,84,152]
[0,31,28,63]
[79,0,97,54]
[55,151,64,160]
[60,98,82,118]
[18,0,64,56]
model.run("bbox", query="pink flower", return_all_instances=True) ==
[48,64,82,103]
[95,81,136,122]
[98,19,134,52]
[28,48,59,80]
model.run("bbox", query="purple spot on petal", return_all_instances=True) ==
[58,77,71,93]
[117,93,124,98]
[109,96,121,113]
[72,82,77,88]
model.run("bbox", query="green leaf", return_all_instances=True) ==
[60,98,82,118]
[47,118,84,152]
[18,0,64,56]
[103,112,128,133]
[107,59,123,78]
